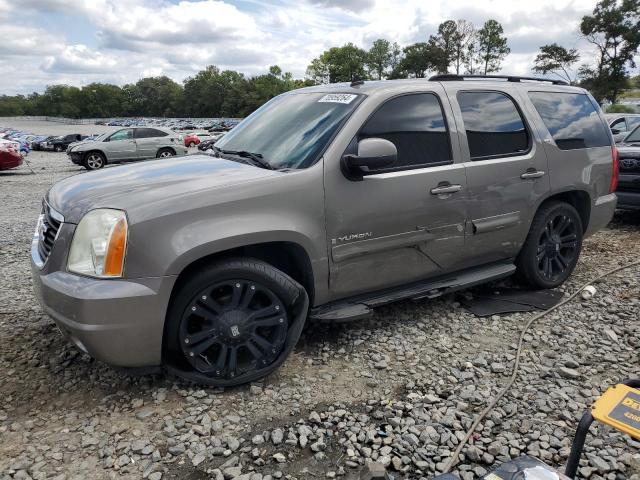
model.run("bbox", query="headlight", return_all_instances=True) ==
[67,209,128,278]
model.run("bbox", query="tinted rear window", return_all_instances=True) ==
[457,91,529,159]
[135,128,167,138]
[528,92,611,150]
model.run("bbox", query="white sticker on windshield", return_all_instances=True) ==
[318,94,358,104]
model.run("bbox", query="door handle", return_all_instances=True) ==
[520,170,545,179]
[430,184,462,195]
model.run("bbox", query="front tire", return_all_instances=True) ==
[165,258,309,387]
[83,152,106,170]
[516,201,583,289]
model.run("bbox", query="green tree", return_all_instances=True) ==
[306,43,369,84]
[392,42,448,78]
[606,104,636,113]
[366,39,393,80]
[475,19,510,75]
[128,76,184,117]
[579,0,640,103]
[532,44,580,84]
[428,20,459,73]
[78,83,128,118]
[451,20,475,75]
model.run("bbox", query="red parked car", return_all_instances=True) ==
[0,144,22,171]
[183,132,213,147]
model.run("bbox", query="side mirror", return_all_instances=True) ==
[611,128,621,134]
[341,137,397,180]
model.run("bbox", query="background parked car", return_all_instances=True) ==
[184,132,213,147]
[30,135,54,151]
[43,134,85,152]
[615,125,640,210]
[606,113,640,143]
[197,132,226,151]
[0,144,22,171]
[67,127,188,170]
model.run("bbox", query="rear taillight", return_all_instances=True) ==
[610,146,619,193]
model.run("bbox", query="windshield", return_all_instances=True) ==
[215,92,362,169]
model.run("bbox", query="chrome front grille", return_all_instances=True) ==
[36,202,63,264]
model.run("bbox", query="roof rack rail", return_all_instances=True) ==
[428,74,569,86]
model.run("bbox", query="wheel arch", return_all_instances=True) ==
[536,189,591,233]
[157,146,176,155]
[167,240,316,311]
[82,149,107,162]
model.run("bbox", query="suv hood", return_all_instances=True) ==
[47,154,280,223]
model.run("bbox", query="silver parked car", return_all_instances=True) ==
[605,113,640,143]
[32,75,617,387]
[67,127,188,170]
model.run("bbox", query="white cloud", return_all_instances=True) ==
[1,0,637,94]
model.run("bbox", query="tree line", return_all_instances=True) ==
[0,0,637,119]
[0,65,313,119]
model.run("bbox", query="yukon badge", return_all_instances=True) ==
[332,232,373,244]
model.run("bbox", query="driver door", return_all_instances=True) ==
[106,128,136,160]
[324,90,469,298]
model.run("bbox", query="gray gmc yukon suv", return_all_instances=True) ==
[31,75,618,386]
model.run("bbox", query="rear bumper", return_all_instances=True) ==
[31,257,176,367]
[585,193,617,237]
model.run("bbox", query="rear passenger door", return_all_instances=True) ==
[446,87,550,264]
[134,128,167,159]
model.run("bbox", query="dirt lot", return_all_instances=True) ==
[1,149,639,480]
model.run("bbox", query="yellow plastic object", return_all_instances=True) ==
[592,384,640,440]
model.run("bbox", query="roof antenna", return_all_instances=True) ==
[350,76,365,87]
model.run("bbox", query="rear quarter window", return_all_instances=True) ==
[528,92,611,150]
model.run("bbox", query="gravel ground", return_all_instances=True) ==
[1,150,639,480]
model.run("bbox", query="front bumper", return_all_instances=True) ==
[30,223,176,367]
[68,151,83,164]
[585,193,617,237]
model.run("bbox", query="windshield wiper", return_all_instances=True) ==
[211,146,273,170]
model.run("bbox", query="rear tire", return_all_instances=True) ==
[54,145,63,152]
[164,258,309,387]
[157,148,175,158]
[189,142,196,147]
[516,201,583,289]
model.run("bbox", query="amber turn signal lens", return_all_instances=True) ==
[103,217,128,277]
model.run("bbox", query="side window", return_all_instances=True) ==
[626,126,640,143]
[359,93,452,170]
[109,129,133,141]
[528,92,611,150]
[610,118,627,133]
[628,117,640,131]
[136,128,168,138]
[457,91,529,159]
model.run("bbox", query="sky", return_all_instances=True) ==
[0,0,625,95]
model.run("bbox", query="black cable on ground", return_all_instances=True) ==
[442,260,640,474]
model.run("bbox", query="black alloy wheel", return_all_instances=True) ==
[165,258,309,387]
[536,212,578,282]
[179,280,288,380]
[516,201,583,289]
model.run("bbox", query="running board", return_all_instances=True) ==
[310,262,516,322]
